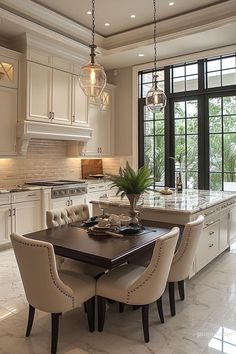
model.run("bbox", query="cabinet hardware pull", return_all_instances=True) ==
[204,209,216,216]
[66,200,70,206]
[13,208,16,216]
[209,231,215,235]
[209,243,214,248]
[27,193,36,197]
[70,200,73,206]
[8,209,11,217]
[49,111,51,119]
[205,221,215,227]
[52,112,55,119]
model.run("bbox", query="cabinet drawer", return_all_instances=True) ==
[196,220,219,272]
[11,190,41,203]
[0,193,11,205]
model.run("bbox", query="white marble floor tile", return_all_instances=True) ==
[1,247,236,354]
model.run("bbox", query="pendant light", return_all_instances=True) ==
[146,0,166,113]
[79,0,107,97]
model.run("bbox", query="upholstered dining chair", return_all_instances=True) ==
[168,215,204,316]
[11,232,96,354]
[46,204,106,278]
[96,227,179,342]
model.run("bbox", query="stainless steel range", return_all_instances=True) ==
[26,180,87,199]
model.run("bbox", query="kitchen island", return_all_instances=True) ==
[91,189,236,277]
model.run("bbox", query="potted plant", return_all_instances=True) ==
[110,162,154,223]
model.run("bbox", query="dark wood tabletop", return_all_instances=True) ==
[24,224,170,269]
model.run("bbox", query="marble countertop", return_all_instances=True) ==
[91,189,236,214]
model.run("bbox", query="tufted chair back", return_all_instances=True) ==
[46,204,89,229]
[11,233,74,314]
[127,227,179,305]
[168,215,204,282]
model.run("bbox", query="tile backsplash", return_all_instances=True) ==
[0,139,129,187]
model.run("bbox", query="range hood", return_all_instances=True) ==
[16,121,92,156]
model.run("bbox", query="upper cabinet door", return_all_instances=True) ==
[0,87,17,155]
[72,75,88,126]
[85,105,100,155]
[52,69,71,125]
[27,62,51,122]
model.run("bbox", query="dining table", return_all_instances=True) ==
[24,223,171,269]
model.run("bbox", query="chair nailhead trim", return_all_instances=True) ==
[126,244,163,304]
[172,224,198,265]
[14,238,74,306]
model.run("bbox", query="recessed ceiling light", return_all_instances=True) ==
[130,14,136,19]
[169,2,175,6]
[87,11,92,15]
[138,54,144,57]
[105,23,110,27]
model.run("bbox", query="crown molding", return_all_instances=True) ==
[0,0,104,47]
[104,0,236,50]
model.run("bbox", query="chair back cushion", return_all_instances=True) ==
[10,233,74,313]
[46,204,89,228]
[168,215,204,282]
[127,227,179,304]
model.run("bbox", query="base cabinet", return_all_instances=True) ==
[229,205,236,244]
[11,200,41,235]
[0,205,11,245]
[196,220,219,273]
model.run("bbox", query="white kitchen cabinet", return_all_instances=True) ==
[220,210,229,251]
[0,87,17,155]
[28,63,71,125]
[85,85,115,156]
[72,75,88,127]
[195,218,220,273]
[27,62,51,123]
[11,200,41,235]
[52,69,71,125]
[70,195,87,206]
[229,205,236,244]
[0,205,11,245]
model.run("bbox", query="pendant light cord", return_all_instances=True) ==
[90,0,96,64]
[153,0,157,74]
[92,0,95,47]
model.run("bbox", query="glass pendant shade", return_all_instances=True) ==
[79,60,106,97]
[146,82,167,113]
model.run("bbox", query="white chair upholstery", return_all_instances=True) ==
[96,227,179,342]
[11,232,96,354]
[168,215,204,316]
[46,205,106,278]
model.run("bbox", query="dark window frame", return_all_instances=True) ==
[138,53,236,190]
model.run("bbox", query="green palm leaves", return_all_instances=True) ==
[110,162,154,198]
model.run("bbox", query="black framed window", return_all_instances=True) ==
[138,53,236,191]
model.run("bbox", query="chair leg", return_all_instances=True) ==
[97,296,106,332]
[51,313,60,354]
[178,280,185,301]
[86,297,95,332]
[156,297,164,323]
[141,304,150,343]
[132,305,141,311]
[26,304,35,337]
[169,282,176,316]
[119,302,125,313]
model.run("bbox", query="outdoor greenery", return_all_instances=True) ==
[143,95,236,190]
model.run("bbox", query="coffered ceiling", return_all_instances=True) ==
[0,0,235,69]
[32,0,221,36]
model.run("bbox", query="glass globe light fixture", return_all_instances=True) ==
[146,75,166,113]
[79,0,106,97]
[146,0,166,113]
